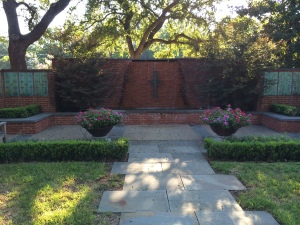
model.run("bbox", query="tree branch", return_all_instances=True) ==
[16,1,37,29]
[24,0,70,45]
[135,1,179,55]
[150,33,203,46]
[3,0,21,39]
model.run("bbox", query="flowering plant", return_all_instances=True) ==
[200,104,252,129]
[75,108,123,129]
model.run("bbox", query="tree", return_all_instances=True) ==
[84,0,217,58]
[2,0,70,69]
[197,16,280,110]
[239,0,300,68]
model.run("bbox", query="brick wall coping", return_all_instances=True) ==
[52,112,77,116]
[0,113,52,123]
[262,112,300,121]
[1,111,299,125]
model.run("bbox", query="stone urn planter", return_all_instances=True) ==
[209,125,238,136]
[76,108,123,138]
[200,104,252,137]
[86,126,114,137]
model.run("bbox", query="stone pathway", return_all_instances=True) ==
[98,125,280,225]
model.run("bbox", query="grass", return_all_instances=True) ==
[210,161,300,225]
[0,162,124,225]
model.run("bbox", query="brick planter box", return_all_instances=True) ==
[1,110,299,134]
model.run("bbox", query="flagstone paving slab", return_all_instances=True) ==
[167,190,243,213]
[119,212,200,225]
[171,153,207,163]
[161,162,215,175]
[159,145,200,153]
[181,175,246,191]
[128,153,174,163]
[98,190,169,213]
[129,145,159,153]
[111,162,163,174]
[124,125,199,140]
[123,173,185,191]
[195,210,280,225]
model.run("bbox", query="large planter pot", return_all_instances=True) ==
[209,125,238,136]
[86,126,114,137]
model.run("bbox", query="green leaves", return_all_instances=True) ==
[0,138,129,163]
[82,0,216,58]
[0,104,41,118]
[205,137,300,161]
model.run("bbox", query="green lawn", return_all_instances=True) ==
[0,162,123,225]
[210,161,300,225]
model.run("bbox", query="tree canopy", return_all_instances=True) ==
[82,0,219,58]
[239,0,300,68]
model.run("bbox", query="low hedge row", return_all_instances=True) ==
[269,103,300,116]
[204,138,300,161]
[0,104,41,118]
[0,138,129,163]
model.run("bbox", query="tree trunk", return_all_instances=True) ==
[8,40,28,70]
[3,0,70,70]
[130,51,143,59]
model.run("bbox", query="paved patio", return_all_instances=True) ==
[4,124,296,224]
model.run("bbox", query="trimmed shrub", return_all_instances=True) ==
[204,137,300,161]
[269,103,300,116]
[0,138,129,163]
[0,104,41,118]
[54,58,114,112]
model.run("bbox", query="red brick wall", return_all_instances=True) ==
[249,113,262,125]
[102,60,131,109]
[179,59,211,109]
[257,96,300,111]
[6,117,53,134]
[121,60,186,109]
[261,114,300,132]
[123,112,201,125]
[53,115,77,125]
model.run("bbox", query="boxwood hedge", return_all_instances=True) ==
[0,138,129,163]
[0,104,41,118]
[204,137,300,161]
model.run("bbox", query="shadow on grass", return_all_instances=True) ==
[0,162,123,225]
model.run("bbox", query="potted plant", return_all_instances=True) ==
[200,104,252,136]
[75,108,123,137]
